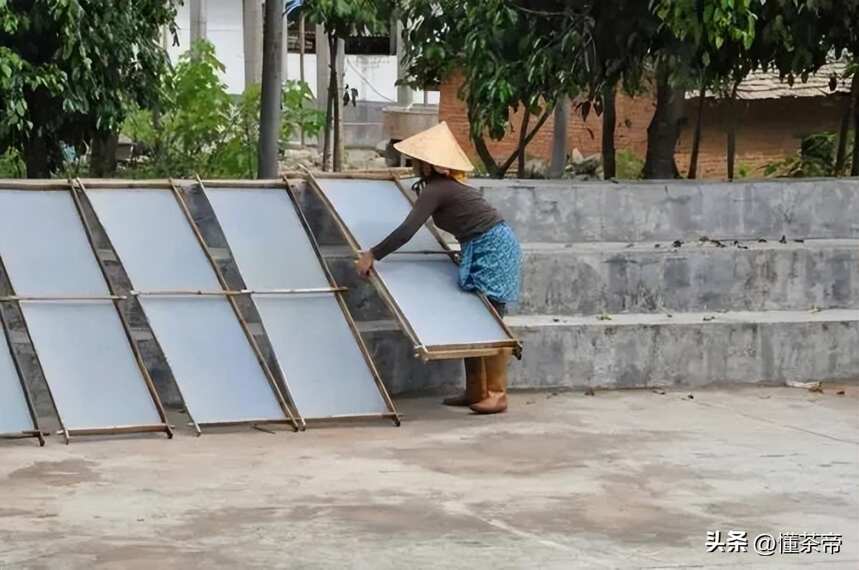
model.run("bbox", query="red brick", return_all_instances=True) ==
[440,72,847,179]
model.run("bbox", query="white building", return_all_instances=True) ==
[168,1,439,105]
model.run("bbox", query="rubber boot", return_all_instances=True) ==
[470,348,510,414]
[443,357,487,406]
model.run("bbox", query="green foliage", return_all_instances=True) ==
[764,132,854,178]
[0,147,23,177]
[303,0,391,40]
[0,0,177,176]
[122,41,323,179]
[400,0,585,176]
[615,149,645,180]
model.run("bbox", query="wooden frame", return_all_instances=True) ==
[170,179,301,432]
[0,183,174,443]
[67,181,174,442]
[196,178,400,426]
[0,289,46,446]
[303,171,522,361]
[76,179,299,434]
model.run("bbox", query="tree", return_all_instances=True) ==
[303,0,390,172]
[0,0,177,178]
[400,0,586,178]
[654,0,758,179]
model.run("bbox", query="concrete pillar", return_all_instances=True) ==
[190,0,207,43]
[395,19,413,107]
[282,11,289,81]
[242,0,263,87]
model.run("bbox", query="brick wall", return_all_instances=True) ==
[440,72,847,179]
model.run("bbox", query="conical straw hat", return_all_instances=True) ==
[393,121,475,173]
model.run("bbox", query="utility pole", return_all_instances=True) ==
[190,0,207,44]
[258,0,284,178]
[242,0,263,87]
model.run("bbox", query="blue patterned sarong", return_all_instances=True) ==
[458,222,521,304]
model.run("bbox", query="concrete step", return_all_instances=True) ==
[517,239,859,315]
[292,178,859,246]
[507,309,859,389]
[471,178,859,243]
[344,310,859,393]
[318,239,859,318]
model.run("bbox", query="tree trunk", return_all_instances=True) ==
[23,135,58,178]
[257,0,284,179]
[726,81,740,181]
[850,72,859,177]
[834,91,852,176]
[472,133,501,178]
[643,59,685,179]
[688,81,706,179]
[89,131,119,177]
[322,34,336,171]
[332,38,343,172]
[299,14,306,146]
[498,105,553,176]
[516,110,531,178]
[549,97,569,178]
[602,84,617,179]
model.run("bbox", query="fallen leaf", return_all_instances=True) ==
[808,384,823,394]
[786,380,821,390]
[686,394,694,400]
[672,240,683,248]
[703,316,716,322]
[652,389,666,395]
[654,243,661,248]
[757,238,767,243]
[597,313,612,321]
[836,390,846,396]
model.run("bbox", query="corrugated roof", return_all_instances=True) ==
[689,61,852,100]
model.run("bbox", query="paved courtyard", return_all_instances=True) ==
[1,385,857,569]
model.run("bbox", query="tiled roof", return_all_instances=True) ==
[689,61,852,100]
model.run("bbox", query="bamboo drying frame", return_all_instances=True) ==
[78,180,299,434]
[171,179,301,432]
[304,171,522,361]
[1,184,173,443]
[197,178,400,426]
[67,181,175,441]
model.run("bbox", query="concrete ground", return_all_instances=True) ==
[1,386,857,569]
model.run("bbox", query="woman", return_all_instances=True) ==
[356,122,521,415]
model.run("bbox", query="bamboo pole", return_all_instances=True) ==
[0,295,127,302]
[130,287,346,297]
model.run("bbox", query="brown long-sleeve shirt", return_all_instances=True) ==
[370,176,503,260]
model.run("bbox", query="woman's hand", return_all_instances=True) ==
[355,251,375,278]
